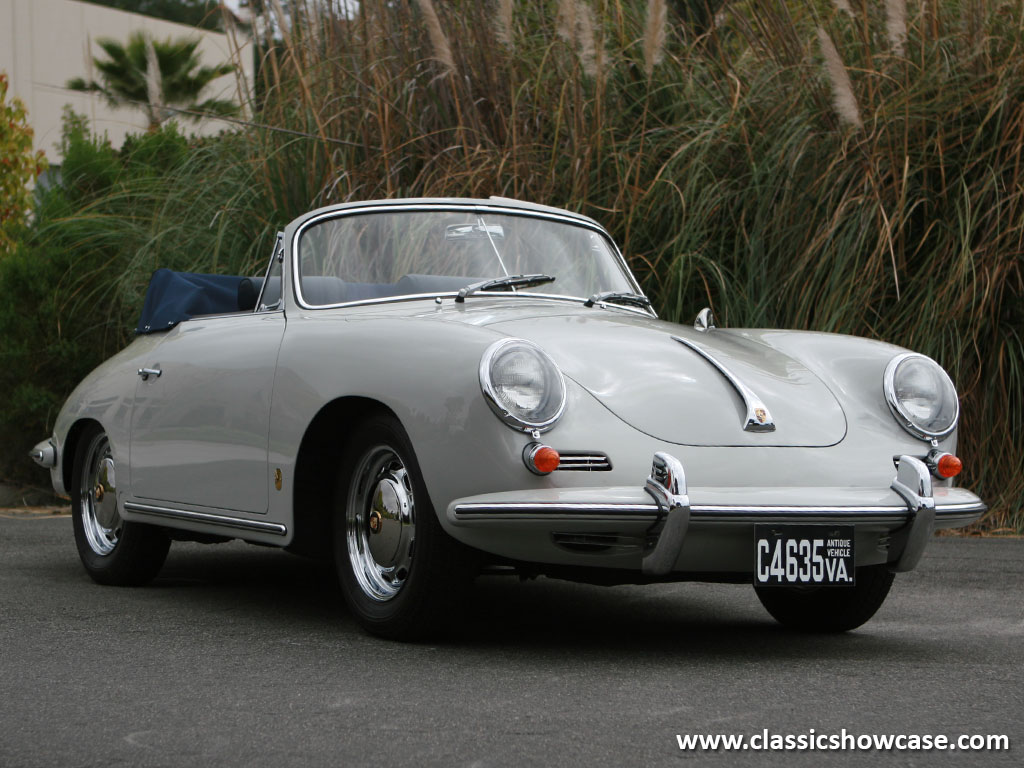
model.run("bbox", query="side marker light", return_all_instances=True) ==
[936,453,962,479]
[523,443,560,475]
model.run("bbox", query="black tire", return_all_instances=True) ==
[333,414,477,640]
[754,564,895,632]
[71,424,170,586]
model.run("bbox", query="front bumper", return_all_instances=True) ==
[445,454,986,576]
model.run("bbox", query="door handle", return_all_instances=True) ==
[138,367,162,381]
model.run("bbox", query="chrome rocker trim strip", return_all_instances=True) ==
[124,502,288,536]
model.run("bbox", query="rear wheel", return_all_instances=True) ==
[334,414,476,640]
[754,564,895,632]
[71,424,170,586]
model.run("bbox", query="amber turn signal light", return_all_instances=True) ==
[936,453,962,478]
[523,443,560,475]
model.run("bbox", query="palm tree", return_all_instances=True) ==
[68,32,237,132]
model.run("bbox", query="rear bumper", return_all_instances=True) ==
[445,454,985,575]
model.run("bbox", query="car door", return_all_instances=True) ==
[129,243,286,514]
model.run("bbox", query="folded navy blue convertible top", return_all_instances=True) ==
[135,269,246,334]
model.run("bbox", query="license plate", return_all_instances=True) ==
[754,525,855,586]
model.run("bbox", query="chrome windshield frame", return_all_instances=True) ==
[288,202,652,315]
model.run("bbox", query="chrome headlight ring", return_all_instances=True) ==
[480,338,567,433]
[883,353,960,442]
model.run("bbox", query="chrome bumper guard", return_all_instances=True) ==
[642,453,691,576]
[637,452,942,576]
[889,454,936,572]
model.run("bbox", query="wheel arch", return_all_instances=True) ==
[287,396,399,559]
[61,417,104,494]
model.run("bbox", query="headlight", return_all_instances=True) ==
[883,353,959,441]
[480,338,566,433]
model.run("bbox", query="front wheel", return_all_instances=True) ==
[71,424,170,586]
[754,564,895,632]
[334,414,476,640]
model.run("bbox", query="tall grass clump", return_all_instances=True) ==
[234,0,1023,528]
[3,1,1021,531]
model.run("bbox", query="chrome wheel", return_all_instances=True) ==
[79,433,121,556]
[346,446,416,602]
[334,415,478,639]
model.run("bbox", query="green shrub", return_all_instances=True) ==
[0,115,274,485]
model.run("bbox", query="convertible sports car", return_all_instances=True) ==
[32,197,985,639]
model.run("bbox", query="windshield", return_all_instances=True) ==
[295,209,636,307]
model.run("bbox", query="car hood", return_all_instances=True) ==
[474,307,847,447]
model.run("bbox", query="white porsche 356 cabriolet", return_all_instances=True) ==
[32,197,984,638]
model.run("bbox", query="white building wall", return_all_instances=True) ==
[0,0,252,161]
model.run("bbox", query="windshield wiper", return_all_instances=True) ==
[584,291,652,310]
[454,274,556,303]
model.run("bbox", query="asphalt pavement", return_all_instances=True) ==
[1,510,1021,767]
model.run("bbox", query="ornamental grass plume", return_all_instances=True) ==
[576,1,600,78]
[557,0,604,80]
[817,27,863,129]
[556,0,578,43]
[643,0,668,78]
[885,0,907,55]
[414,0,456,74]
[495,0,514,49]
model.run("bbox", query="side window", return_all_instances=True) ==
[257,234,284,311]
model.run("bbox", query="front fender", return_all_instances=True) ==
[738,330,958,455]
[266,312,648,537]
[49,335,161,496]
